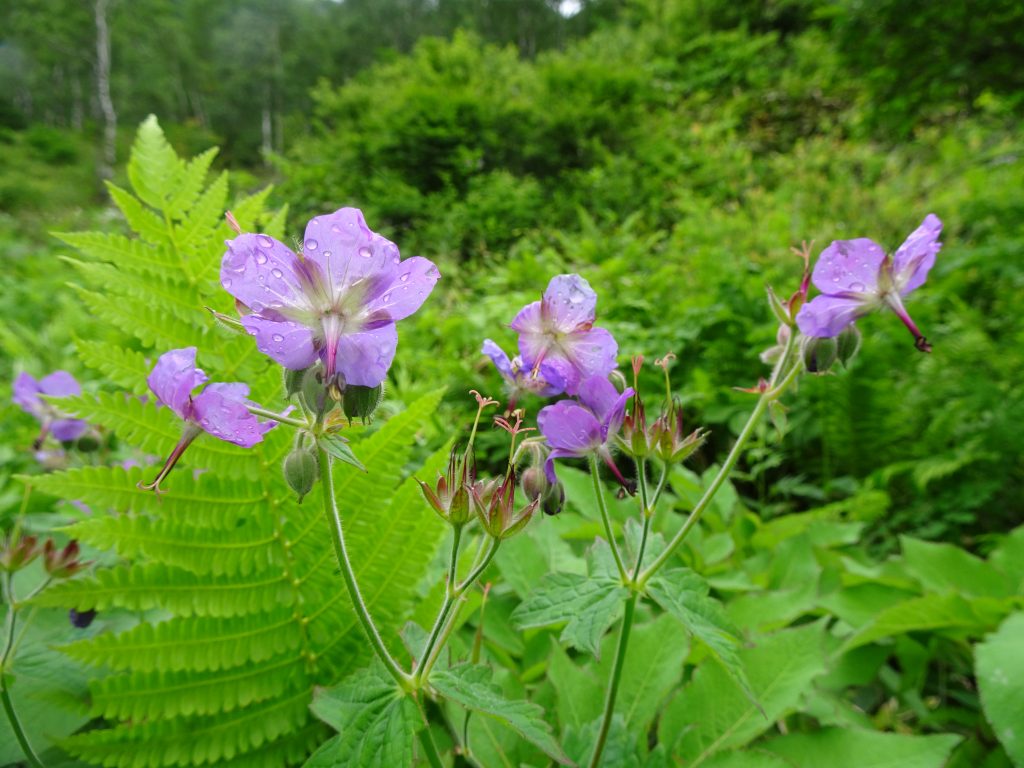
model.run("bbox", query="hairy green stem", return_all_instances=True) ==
[587,594,637,768]
[418,538,500,682]
[416,702,446,768]
[417,526,464,674]
[245,405,308,429]
[318,449,411,688]
[2,575,45,768]
[637,360,802,585]
[589,454,628,582]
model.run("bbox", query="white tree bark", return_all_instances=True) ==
[95,0,117,179]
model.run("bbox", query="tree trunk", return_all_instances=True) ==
[95,0,117,180]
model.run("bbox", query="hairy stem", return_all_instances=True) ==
[589,454,628,582]
[637,360,802,585]
[587,594,637,768]
[318,449,411,688]
[1,575,45,768]
[245,405,308,429]
[417,526,464,674]
[416,701,446,768]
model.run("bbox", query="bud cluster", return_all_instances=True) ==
[1,534,87,578]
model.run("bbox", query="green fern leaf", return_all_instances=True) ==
[74,340,151,394]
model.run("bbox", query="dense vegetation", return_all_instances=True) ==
[1,0,1022,766]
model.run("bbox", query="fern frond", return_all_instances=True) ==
[106,182,172,246]
[71,287,201,350]
[37,563,294,617]
[127,115,183,212]
[54,232,178,278]
[74,340,151,394]
[62,611,305,674]
[177,171,229,246]
[166,147,219,220]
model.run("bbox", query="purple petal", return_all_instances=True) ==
[544,448,579,485]
[811,238,885,295]
[221,233,312,315]
[38,371,82,398]
[577,375,620,420]
[509,300,543,334]
[560,327,618,395]
[542,274,597,331]
[796,295,865,338]
[892,214,942,295]
[191,388,269,448]
[302,208,398,294]
[365,255,440,321]
[147,348,208,419]
[532,360,568,397]
[241,316,318,370]
[13,372,43,416]
[482,339,514,381]
[51,418,88,442]
[202,382,250,402]
[332,323,398,388]
[537,400,603,453]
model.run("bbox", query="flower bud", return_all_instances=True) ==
[284,447,319,503]
[418,445,474,527]
[300,367,330,415]
[343,384,384,424]
[651,400,709,464]
[520,465,564,516]
[472,468,538,539]
[766,286,792,327]
[0,535,40,572]
[801,336,839,374]
[42,539,87,578]
[836,325,862,368]
[283,367,307,397]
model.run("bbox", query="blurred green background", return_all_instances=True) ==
[2,0,1022,549]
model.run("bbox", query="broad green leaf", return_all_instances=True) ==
[563,715,640,767]
[989,526,1024,593]
[761,727,962,768]
[310,662,417,768]
[900,536,1014,598]
[976,612,1024,766]
[430,663,570,763]
[701,751,792,768]
[511,571,627,656]
[319,433,366,472]
[647,568,753,701]
[841,593,1011,651]
[495,513,585,598]
[659,621,828,763]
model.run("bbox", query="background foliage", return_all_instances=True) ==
[1,0,1022,766]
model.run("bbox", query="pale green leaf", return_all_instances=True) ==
[976,612,1024,766]
[761,727,962,768]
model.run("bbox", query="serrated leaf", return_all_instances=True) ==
[511,571,627,656]
[976,612,1024,766]
[647,567,755,702]
[128,114,182,211]
[319,433,365,472]
[309,662,417,768]
[430,663,570,763]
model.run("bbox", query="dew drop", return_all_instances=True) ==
[255,252,268,265]
[426,265,440,278]
[832,276,840,283]
[322,251,332,260]
[305,239,318,251]
[358,247,372,259]
[850,281,865,291]
[222,278,232,289]
[271,268,283,279]
[272,333,284,343]
[382,291,392,303]
[568,288,585,304]
[399,272,411,283]
[257,235,273,248]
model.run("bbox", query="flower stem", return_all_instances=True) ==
[637,361,802,585]
[418,538,500,682]
[1,575,45,768]
[415,702,446,768]
[416,526,463,675]
[589,454,628,582]
[587,594,637,768]
[245,405,308,429]
[632,458,651,579]
[318,449,411,689]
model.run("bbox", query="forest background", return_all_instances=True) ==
[1,0,1023,766]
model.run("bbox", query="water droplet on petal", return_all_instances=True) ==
[400,272,410,283]
[257,235,273,248]
[850,282,865,291]
[322,251,332,259]
[255,252,268,265]
[832,276,840,283]
[568,288,585,304]
[272,333,284,343]
[426,265,440,278]
[305,239,318,251]
[382,291,392,303]
[359,247,372,259]
[222,278,232,289]
[271,268,283,279]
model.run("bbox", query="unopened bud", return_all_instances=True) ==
[0,535,40,572]
[766,286,792,327]
[801,336,838,374]
[42,539,87,578]
[300,368,329,415]
[520,466,547,502]
[283,367,307,397]
[284,448,319,503]
[542,483,565,516]
[836,325,862,368]
[343,384,384,423]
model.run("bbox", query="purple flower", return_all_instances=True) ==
[140,348,275,493]
[537,375,634,485]
[510,274,618,396]
[220,208,440,387]
[13,371,88,446]
[796,215,942,352]
[481,339,565,402]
